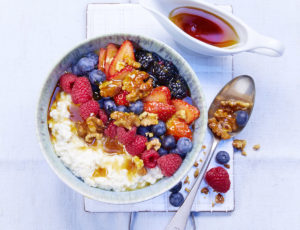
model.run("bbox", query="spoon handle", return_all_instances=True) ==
[165,136,220,230]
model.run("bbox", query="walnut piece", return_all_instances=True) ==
[185,188,191,193]
[233,139,247,156]
[139,112,159,126]
[146,138,161,151]
[220,100,251,110]
[253,144,260,150]
[85,133,102,143]
[201,187,209,194]
[86,116,105,133]
[215,193,224,204]
[193,161,199,167]
[99,80,122,97]
[194,168,199,178]
[75,117,104,144]
[110,111,141,130]
[184,176,190,184]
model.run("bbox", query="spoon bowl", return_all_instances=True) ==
[140,0,284,57]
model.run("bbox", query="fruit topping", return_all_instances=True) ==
[129,100,144,115]
[151,120,166,136]
[116,105,129,112]
[157,153,182,177]
[114,90,129,106]
[71,77,93,104]
[172,99,200,124]
[104,122,118,139]
[183,96,193,105]
[216,151,230,164]
[99,80,122,97]
[162,135,176,150]
[88,69,106,85]
[103,99,117,115]
[76,55,98,74]
[135,50,162,70]
[141,150,160,168]
[110,111,141,130]
[169,192,184,207]
[125,135,147,156]
[170,181,182,193]
[110,66,133,81]
[168,76,188,99]
[143,86,171,104]
[98,48,107,72]
[59,73,77,93]
[235,110,249,127]
[116,126,137,146]
[177,137,193,155]
[144,101,176,121]
[98,109,108,124]
[149,61,179,85]
[158,148,168,156]
[205,167,231,193]
[79,100,100,120]
[105,43,118,76]
[137,126,151,137]
[166,117,193,140]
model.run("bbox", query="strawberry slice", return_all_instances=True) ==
[172,99,200,124]
[143,86,172,104]
[144,101,176,121]
[105,43,118,76]
[98,48,107,72]
[109,40,135,76]
[166,117,193,140]
[114,90,129,106]
[109,66,133,81]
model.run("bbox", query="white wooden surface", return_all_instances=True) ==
[1,0,300,229]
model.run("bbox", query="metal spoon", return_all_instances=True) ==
[165,75,256,230]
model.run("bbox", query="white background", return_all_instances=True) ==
[1,0,300,229]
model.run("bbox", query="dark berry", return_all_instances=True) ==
[169,148,180,154]
[129,100,144,114]
[169,181,182,193]
[158,148,168,156]
[169,192,184,207]
[177,137,193,154]
[93,91,101,101]
[137,126,151,137]
[152,121,166,136]
[235,110,249,127]
[116,105,129,112]
[216,151,230,164]
[135,50,162,70]
[104,100,117,114]
[71,64,82,76]
[88,69,106,85]
[98,98,105,109]
[189,125,194,132]
[85,52,99,64]
[91,83,99,92]
[183,96,193,105]
[148,61,178,85]
[162,135,176,150]
[149,75,159,88]
[168,76,188,99]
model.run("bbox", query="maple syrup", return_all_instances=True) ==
[169,7,239,48]
[102,137,125,154]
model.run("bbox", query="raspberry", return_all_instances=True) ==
[59,73,77,93]
[99,109,108,124]
[205,167,231,193]
[141,150,160,168]
[114,90,129,106]
[125,135,147,156]
[79,100,100,120]
[71,77,92,104]
[116,127,136,146]
[104,122,118,139]
[157,154,182,177]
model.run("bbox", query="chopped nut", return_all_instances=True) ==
[86,116,105,133]
[220,100,251,110]
[110,111,141,130]
[85,133,102,143]
[242,151,247,156]
[124,58,141,69]
[233,139,247,156]
[76,121,88,138]
[145,132,154,137]
[75,117,105,144]
[184,176,190,184]
[194,168,199,178]
[224,164,230,169]
[215,193,224,204]
[253,144,260,151]
[212,202,215,207]
[199,159,203,163]
[146,138,161,151]
[139,112,158,126]
[99,80,122,97]
[201,187,209,194]
[185,188,191,193]
[193,161,199,167]
[202,145,206,149]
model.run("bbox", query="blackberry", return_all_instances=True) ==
[135,50,162,70]
[168,76,188,99]
[149,61,179,85]
[148,75,159,88]
[93,91,101,101]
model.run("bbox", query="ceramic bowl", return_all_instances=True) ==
[36,33,207,204]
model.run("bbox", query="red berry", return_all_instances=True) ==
[125,135,147,156]
[157,154,182,177]
[104,122,118,139]
[141,150,160,168]
[79,100,100,120]
[114,90,129,106]
[71,77,92,104]
[116,126,136,145]
[144,101,176,121]
[59,73,77,93]
[205,167,231,193]
[99,109,108,124]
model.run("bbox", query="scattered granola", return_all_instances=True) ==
[224,164,230,169]
[185,187,191,193]
[202,145,206,149]
[253,144,260,151]
[199,159,203,163]
[194,168,199,178]
[184,176,190,184]
[215,193,224,204]
[233,139,247,156]
[193,161,199,167]
[201,187,209,194]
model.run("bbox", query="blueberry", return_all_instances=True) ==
[183,96,193,105]
[71,64,82,75]
[104,100,117,114]
[235,110,249,127]
[91,83,99,92]
[129,100,144,114]
[189,125,194,132]
[137,126,151,137]
[98,98,105,109]
[117,105,129,112]
[77,57,97,74]
[169,182,182,193]
[152,121,166,136]
[162,135,176,150]
[93,91,101,101]
[169,147,180,154]
[85,52,99,63]
[216,151,230,164]
[88,69,106,85]
[158,148,168,156]
[169,192,184,207]
[177,137,193,154]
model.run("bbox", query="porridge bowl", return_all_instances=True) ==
[36,34,207,204]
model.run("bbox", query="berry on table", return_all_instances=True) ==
[152,121,166,136]
[137,126,151,137]
[88,69,106,85]
[71,77,93,104]
[169,181,182,193]
[104,100,117,114]
[129,100,144,114]
[141,150,160,168]
[235,110,249,127]
[116,105,129,112]
[158,148,168,156]
[169,192,184,207]
[216,151,230,164]
[59,73,77,93]
[157,153,182,177]
[205,167,231,193]
[177,137,193,154]
[162,135,176,150]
